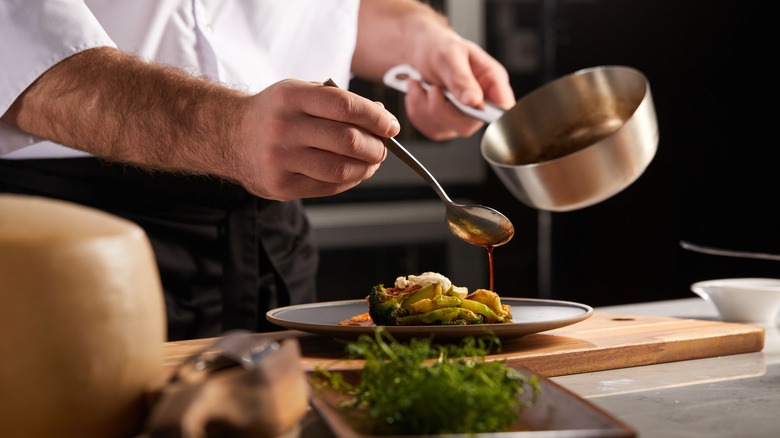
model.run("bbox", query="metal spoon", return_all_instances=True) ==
[680,240,780,262]
[386,137,514,247]
[323,78,514,248]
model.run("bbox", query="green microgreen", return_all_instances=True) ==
[312,329,540,435]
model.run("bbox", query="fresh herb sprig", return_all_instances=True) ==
[313,329,540,435]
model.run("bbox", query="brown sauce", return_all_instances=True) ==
[487,246,494,292]
[514,116,625,165]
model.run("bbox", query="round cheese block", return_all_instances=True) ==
[0,194,166,437]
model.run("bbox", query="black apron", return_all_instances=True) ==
[0,157,318,341]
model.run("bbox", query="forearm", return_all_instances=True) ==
[1,47,248,181]
[351,0,450,81]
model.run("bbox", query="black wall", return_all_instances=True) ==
[479,0,778,306]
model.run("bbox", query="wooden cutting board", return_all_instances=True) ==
[162,312,765,378]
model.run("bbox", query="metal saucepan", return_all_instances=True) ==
[383,65,658,211]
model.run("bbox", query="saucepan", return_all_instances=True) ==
[383,65,658,211]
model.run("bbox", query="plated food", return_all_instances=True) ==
[341,272,512,327]
[268,297,593,342]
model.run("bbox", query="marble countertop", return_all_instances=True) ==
[551,298,780,438]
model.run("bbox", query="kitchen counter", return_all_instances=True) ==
[161,298,776,437]
[551,298,780,438]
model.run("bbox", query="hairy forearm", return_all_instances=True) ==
[2,47,248,180]
[352,0,449,81]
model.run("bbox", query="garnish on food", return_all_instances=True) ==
[312,329,540,435]
[342,272,512,326]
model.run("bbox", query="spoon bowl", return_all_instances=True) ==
[387,138,514,248]
[446,203,514,247]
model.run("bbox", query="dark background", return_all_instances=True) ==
[311,0,778,307]
[479,0,778,306]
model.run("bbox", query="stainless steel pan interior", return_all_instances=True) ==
[480,66,658,211]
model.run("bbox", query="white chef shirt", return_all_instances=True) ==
[0,0,360,159]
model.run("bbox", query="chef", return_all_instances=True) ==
[0,0,515,340]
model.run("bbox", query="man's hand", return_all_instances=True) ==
[352,0,515,141]
[237,80,399,201]
[2,47,400,201]
[404,38,514,140]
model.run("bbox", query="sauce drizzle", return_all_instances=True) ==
[487,246,495,291]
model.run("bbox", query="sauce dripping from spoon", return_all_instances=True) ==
[324,77,512,292]
[487,246,495,292]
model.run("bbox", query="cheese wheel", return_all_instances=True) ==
[0,195,166,437]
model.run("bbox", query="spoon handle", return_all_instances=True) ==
[323,77,453,205]
[680,240,780,262]
[386,137,452,204]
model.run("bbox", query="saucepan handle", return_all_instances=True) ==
[382,64,505,124]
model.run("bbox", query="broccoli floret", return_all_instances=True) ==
[368,284,408,326]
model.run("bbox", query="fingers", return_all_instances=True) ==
[289,112,390,165]
[403,40,514,140]
[429,42,514,111]
[305,83,400,139]
[252,144,383,201]
[405,79,484,140]
[466,43,516,110]
[286,116,389,179]
[244,141,383,201]
[271,167,377,201]
[429,48,486,109]
[291,146,381,187]
[237,79,395,201]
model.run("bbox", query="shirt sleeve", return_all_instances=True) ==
[0,0,117,155]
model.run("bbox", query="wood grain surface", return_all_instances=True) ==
[163,312,765,378]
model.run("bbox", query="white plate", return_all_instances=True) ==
[266,298,593,342]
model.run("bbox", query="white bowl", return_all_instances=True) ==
[691,278,780,323]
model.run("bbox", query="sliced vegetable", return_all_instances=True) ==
[460,299,501,323]
[468,289,505,316]
[446,285,469,300]
[400,283,436,312]
[432,295,461,307]
[398,307,460,325]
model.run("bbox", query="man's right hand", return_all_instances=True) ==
[1,47,400,201]
[236,79,399,201]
